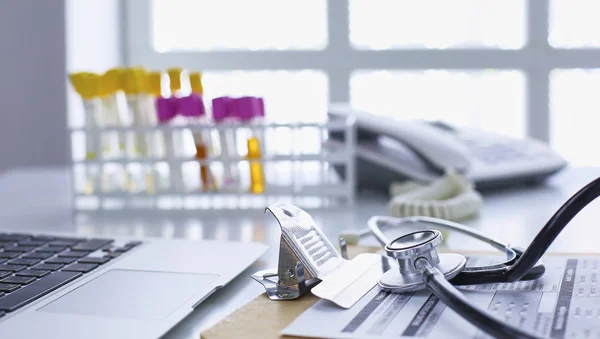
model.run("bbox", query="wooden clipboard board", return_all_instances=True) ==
[200,246,591,339]
[200,245,380,339]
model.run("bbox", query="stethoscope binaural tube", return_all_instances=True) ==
[505,176,600,281]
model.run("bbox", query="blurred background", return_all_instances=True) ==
[1,0,599,174]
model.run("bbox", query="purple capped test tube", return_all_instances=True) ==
[156,96,185,191]
[212,96,239,190]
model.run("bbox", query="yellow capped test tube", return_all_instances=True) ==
[69,72,102,160]
[167,67,183,97]
[189,72,203,95]
[119,68,158,194]
[99,67,125,158]
[69,72,103,194]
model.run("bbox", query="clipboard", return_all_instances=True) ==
[200,246,592,339]
[200,245,381,339]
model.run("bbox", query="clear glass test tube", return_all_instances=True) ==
[70,72,103,195]
[236,97,265,194]
[212,96,240,191]
[156,97,184,192]
[179,94,216,191]
[81,97,102,194]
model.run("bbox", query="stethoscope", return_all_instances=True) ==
[357,176,600,339]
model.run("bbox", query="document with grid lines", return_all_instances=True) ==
[282,256,599,339]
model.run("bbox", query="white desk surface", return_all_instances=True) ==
[0,166,599,338]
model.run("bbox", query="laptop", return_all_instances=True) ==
[0,231,268,339]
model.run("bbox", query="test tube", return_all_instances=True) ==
[123,70,151,158]
[179,94,216,191]
[156,96,184,192]
[189,72,215,190]
[145,71,167,158]
[69,72,103,194]
[237,97,265,194]
[137,69,169,190]
[121,68,157,193]
[167,68,195,158]
[212,97,240,191]
[99,68,125,158]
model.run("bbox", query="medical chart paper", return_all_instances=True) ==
[282,256,600,339]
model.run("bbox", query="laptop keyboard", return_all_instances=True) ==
[0,233,142,318]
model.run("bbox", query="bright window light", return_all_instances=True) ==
[549,0,600,48]
[152,0,328,51]
[349,0,526,50]
[350,70,526,138]
[550,69,600,165]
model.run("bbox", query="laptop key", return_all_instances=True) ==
[31,263,63,271]
[0,271,81,312]
[36,246,66,253]
[45,257,76,265]
[16,270,50,278]
[0,265,26,272]
[31,235,55,241]
[0,259,6,265]
[0,283,20,292]
[1,276,36,285]
[8,258,41,266]
[58,251,89,258]
[0,241,14,248]
[3,246,35,253]
[18,240,48,247]
[71,239,113,252]
[0,272,11,279]
[22,252,53,260]
[0,252,20,259]
[78,257,110,265]
[104,252,122,258]
[48,240,79,247]
[124,241,142,247]
[62,263,98,273]
[0,234,28,242]
[0,311,4,318]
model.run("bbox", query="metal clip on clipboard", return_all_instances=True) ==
[252,202,391,308]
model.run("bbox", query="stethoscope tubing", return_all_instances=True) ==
[362,176,600,339]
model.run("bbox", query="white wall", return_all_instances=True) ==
[0,0,68,173]
[0,0,123,174]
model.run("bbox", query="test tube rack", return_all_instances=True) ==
[69,117,356,212]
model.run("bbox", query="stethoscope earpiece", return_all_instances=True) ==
[379,229,467,293]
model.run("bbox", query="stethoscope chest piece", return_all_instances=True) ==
[378,230,467,293]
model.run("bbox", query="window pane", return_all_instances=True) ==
[152,0,327,51]
[549,0,600,48]
[550,69,600,165]
[349,0,526,50]
[350,70,526,138]
[202,71,328,122]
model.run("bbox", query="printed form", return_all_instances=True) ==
[282,256,600,339]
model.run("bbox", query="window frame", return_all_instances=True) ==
[125,0,600,143]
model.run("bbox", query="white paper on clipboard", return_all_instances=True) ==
[282,256,599,339]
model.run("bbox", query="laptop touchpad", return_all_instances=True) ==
[39,269,219,319]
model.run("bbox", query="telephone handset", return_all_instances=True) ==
[328,104,567,191]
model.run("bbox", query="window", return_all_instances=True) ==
[126,0,600,165]
[152,0,327,51]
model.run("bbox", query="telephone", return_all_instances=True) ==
[328,104,567,192]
